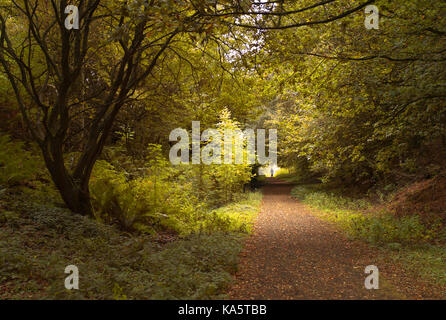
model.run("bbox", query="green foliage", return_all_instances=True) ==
[390,244,446,286]
[292,185,369,211]
[0,134,39,186]
[138,233,244,299]
[89,110,253,234]
[3,0,444,300]
[291,185,440,245]
[0,210,19,224]
[199,109,253,206]
[90,160,156,233]
[0,192,261,299]
[90,154,260,235]
[201,192,262,234]
[346,214,433,245]
[266,0,446,187]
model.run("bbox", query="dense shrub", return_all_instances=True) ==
[89,160,160,233]
[90,157,260,235]
[89,119,253,234]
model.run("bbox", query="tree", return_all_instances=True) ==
[0,0,186,215]
[0,0,376,215]
[262,0,446,186]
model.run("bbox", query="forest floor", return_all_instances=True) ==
[228,178,446,299]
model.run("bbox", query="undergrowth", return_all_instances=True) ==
[0,133,263,299]
[0,192,262,299]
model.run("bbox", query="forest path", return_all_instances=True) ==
[228,178,441,299]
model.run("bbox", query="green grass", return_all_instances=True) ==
[205,192,262,234]
[0,192,262,300]
[390,244,446,286]
[275,172,301,183]
[291,184,446,287]
[290,184,441,244]
[272,168,290,177]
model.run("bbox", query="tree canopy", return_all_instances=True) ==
[0,0,444,212]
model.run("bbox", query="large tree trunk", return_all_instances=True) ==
[47,164,93,216]
[41,139,94,216]
[56,180,93,216]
